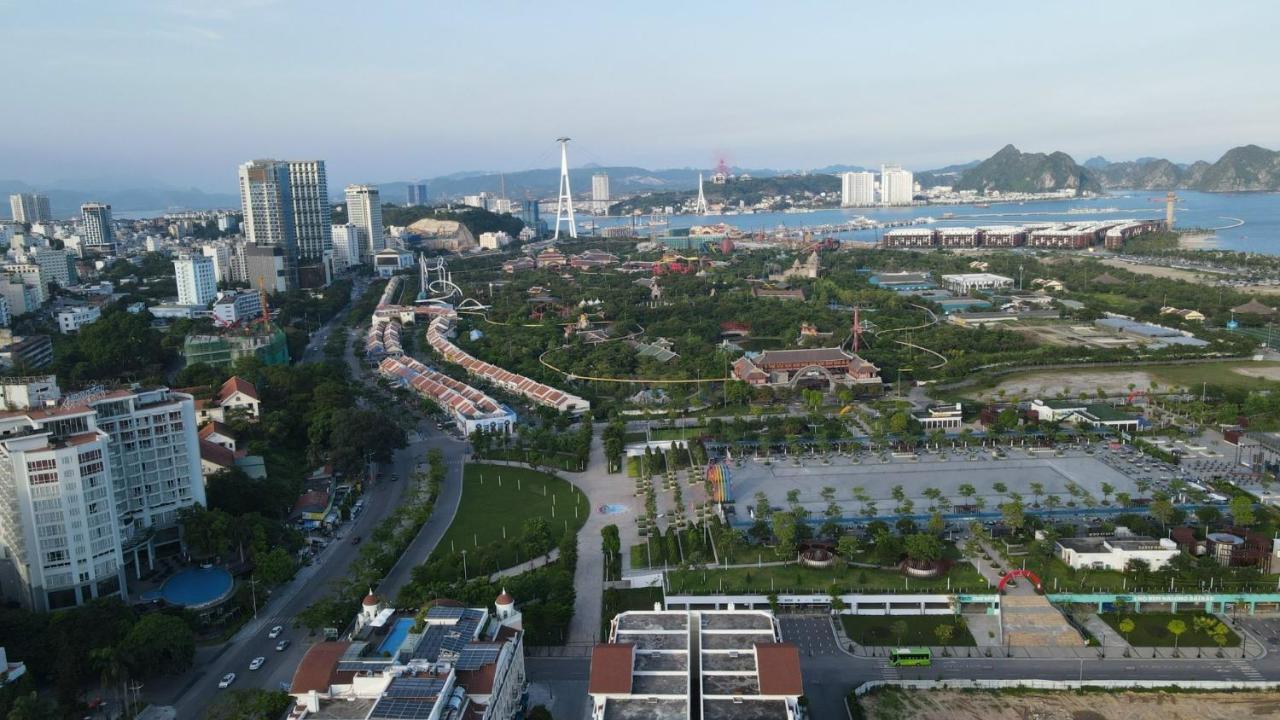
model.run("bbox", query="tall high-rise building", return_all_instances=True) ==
[406,182,429,206]
[345,184,384,263]
[285,161,332,286]
[0,378,203,611]
[330,223,361,271]
[520,199,543,238]
[879,164,914,206]
[202,243,233,284]
[80,203,114,251]
[238,159,333,290]
[174,254,218,306]
[591,173,611,215]
[9,194,51,224]
[841,171,876,207]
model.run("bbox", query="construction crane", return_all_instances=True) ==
[1148,191,1177,230]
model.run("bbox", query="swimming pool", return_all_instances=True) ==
[378,617,414,656]
[142,567,234,609]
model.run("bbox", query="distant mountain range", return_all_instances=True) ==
[956,144,1280,195]
[953,145,1102,196]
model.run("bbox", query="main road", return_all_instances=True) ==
[156,297,469,717]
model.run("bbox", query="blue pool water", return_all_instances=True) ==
[143,567,233,608]
[378,617,414,656]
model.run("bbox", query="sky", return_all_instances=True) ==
[6,0,1280,191]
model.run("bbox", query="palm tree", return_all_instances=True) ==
[1029,482,1044,508]
[1100,482,1115,506]
[1045,495,1062,512]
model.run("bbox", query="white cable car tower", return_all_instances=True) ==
[553,137,577,240]
[694,172,708,215]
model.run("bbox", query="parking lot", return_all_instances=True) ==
[728,447,1140,519]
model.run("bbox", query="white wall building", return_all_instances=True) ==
[56,306,101,334]
[879,164,914,206]
[0,403,122,613]
[841,171,876,207]
[211,290,263,326]
[174,255,218,306]
[1056,534,1179,571]
[478,231,512,250]
[0,275,38,317]
[330,223,362,270]
[238,160,297,288]
[591,172,610,214]
[79,203,115,251]
[202,243,233,284]
[345,184,384,263]
[940,272,1015,294]
[4,265,46,305]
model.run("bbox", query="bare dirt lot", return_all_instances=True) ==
[981,369,1156,400]
[1233,365,1280,381]
[858,689,1280,720]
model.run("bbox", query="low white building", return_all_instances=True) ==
[373,248,415,278]
[912,402,963,431]
[211,290,263,326]
[941,272,1014,294]
[56,305,102,334]
[1056,534,1180,571]
[478,231,512,250]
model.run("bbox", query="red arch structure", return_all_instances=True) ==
[998,569,1043,592]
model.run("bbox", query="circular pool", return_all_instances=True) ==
[144,567,234,609]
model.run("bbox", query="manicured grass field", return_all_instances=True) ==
[665,561,990,595]
[430,464,588,560]
[840,614,976,647]
[1099,612,1240,647]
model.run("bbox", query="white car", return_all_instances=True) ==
[268,625,284,639]
[218,673,236,688]
[249,657,265,671]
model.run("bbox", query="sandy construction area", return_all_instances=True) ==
[1233,365,1280,381]
[858,689,1280,720]
[981,369,1155,400]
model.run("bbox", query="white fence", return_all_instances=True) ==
[853,678,1280,697]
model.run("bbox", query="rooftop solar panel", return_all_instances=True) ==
[456,644,501,670]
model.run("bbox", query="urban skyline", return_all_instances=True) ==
[3,2,1279,191]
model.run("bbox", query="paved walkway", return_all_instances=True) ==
[490,549,559,582]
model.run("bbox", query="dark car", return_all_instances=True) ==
[350,535,362,545]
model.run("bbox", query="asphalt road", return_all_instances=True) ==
[158,287,470,717]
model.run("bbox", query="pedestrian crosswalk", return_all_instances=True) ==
[877,666,900,681]
[1232,660,1265,680]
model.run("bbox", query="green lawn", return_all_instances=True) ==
[665,561,990,595]
[1099,612,1240,647]
[430,464,588,562]
[601,586,665,640]
[839,614,976,647]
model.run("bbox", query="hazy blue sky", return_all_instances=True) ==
[6,0,1279,190]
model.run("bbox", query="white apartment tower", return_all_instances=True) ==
[330,223,361,271]
[345,184,384,263]
[0,379,206,612]
[841,171,876,207]
[591,173,610,214]
[80,203,115,251]
[879,164,914,206]
[9,194,52,224]
[174,254,218,306]
[0,400,123,611]
[202,243,233,284]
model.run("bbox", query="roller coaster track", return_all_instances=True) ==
[869,303,939,337]
[892,339,948,370]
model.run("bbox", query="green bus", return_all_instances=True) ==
[889,647,932,667]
